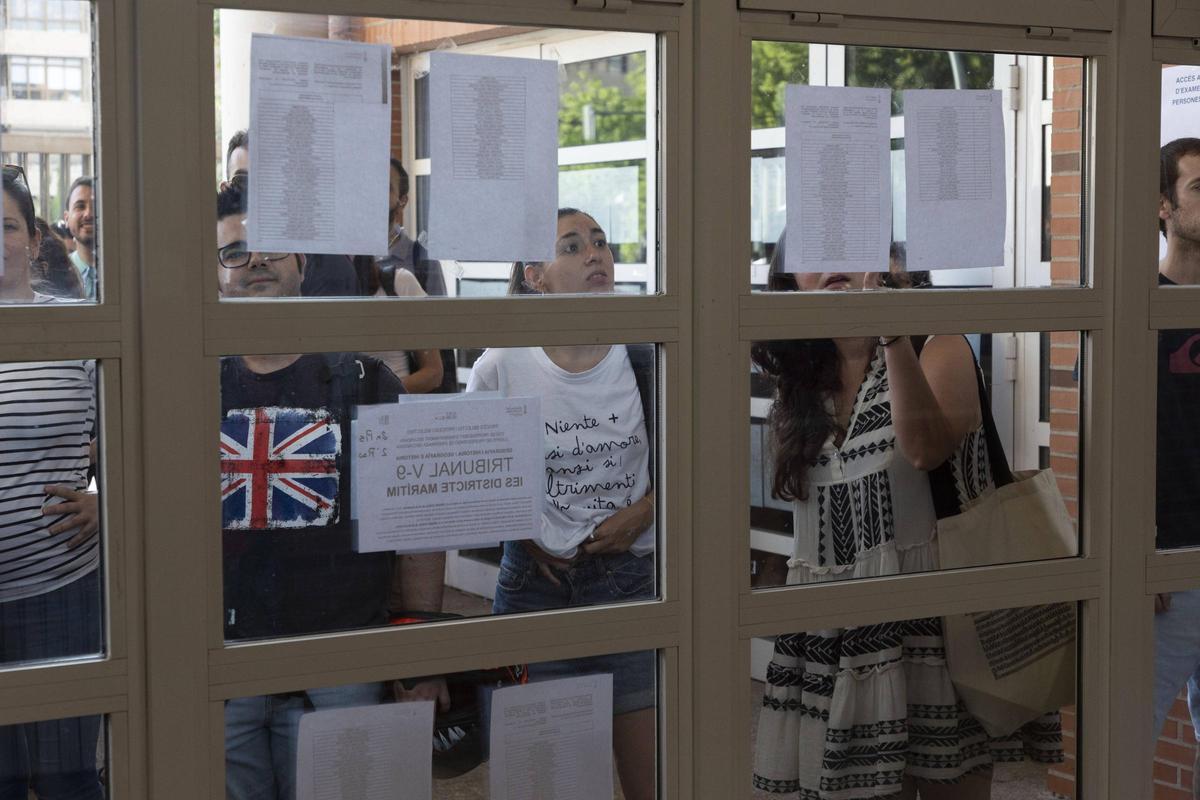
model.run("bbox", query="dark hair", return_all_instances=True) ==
[227,129,249,175]
[3,169,37,236]
[51,219,73,241]
[217,180,247,221]
[1161,138,1200,236]
[390,158,408,197]
[32,218,84,299]
[66,176,93,209]
[751,338,841,502]
[752,231,928,501]
[506,208,592,295]
[884,241,931,289]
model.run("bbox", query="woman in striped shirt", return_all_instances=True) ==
[0,165,104,798]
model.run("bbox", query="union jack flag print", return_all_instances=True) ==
[221,407,341,530]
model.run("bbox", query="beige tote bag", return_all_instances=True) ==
[935,361,1078,738]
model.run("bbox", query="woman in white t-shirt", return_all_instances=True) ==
[467,209,655,800]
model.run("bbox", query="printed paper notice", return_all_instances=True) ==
[427,51,558,262]
[248,34,391,256]
[296,701,434,800]
[785,85,891,274]
[902,89,1006,271]
[489,675,614,800]
[1162,65,1200,145]
[352,396,543,553]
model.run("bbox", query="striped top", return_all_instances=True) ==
[0,360,98,602]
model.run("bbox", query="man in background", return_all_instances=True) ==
[224,129,363,297]
[1154,137,1200,799]
[63,176,96,299]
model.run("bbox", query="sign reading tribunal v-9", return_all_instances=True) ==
[351,396,544,553]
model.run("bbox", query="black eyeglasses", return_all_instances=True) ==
[218,241,290,269]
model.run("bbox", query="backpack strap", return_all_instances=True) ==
[626,344,656,485]
[321,353,377,409]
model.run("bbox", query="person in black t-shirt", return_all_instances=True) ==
[216,182,447,800]
[1154,139,1200,798]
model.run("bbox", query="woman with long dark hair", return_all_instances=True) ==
[468,208,656,800]
[751,240,1060,799]
[0,165,104,799]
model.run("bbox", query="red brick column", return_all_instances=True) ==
[1045,54,1084,800]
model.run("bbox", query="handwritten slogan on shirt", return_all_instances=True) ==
[543,411,643,515]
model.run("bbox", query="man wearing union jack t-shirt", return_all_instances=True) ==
[216,182,448,800]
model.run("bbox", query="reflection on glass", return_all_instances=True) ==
[559,52,646,147]
[749,43,1087,290]
[2,0,97,303]
[0,713,107,799]
[226,651,657,798]
[217,208,659,641]
[845,46,994,115]
[752,606,1073,797]
[214,11,658,298]
[750,324,1081,587]
[1154,591,1200,798]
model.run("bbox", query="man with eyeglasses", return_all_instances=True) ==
[223,129,363,297]
[216,181,448,800]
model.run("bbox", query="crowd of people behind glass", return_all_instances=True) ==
[5,130,1200,797]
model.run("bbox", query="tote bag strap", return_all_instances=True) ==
[927,338,1015,519]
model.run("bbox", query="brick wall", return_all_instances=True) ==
[1045,54,1085,800]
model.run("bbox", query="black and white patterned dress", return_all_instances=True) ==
[753,348,1062,798]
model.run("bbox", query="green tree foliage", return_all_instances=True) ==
[559,53,647,147]
[845,47,994,115]
[751,41,808,129]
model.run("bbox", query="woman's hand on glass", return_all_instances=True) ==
[41,484,99,548]
[581,492,654,556]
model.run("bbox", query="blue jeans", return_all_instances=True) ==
[0,569,104,800]
[1155,589,1200,739]
[225,682,383,800]
[492,542,656,715]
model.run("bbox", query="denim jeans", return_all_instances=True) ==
[0,569,104,800]
[1155,589,1200,739]
[492,542,656,715]
[225,682,384,800]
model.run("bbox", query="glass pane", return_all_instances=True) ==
[213,10,659,299]
[0,359,105,668]
[0,1,99,302]
[752,604,1077,796]
[1156,328,1200,551]
[559,51,647,146]
[1160,64,1200,284]
[750,332,1081,588]
[0,713,108,796]
[221,342,658,642]
[226,650,658,797]
[1154,590,1200,797]
[750,43,1087,290]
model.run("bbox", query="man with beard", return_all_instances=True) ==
[1154,137,1200,798]
[63,176,96,299]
